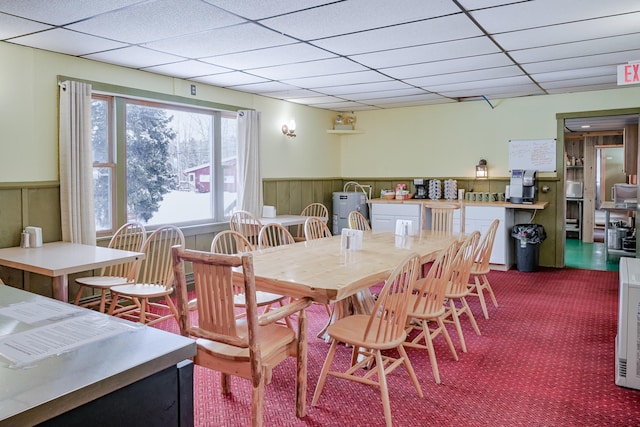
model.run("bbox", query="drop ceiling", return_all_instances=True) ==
[1,0,640,111]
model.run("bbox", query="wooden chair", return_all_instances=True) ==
[468,219,500,319]
[108,225,184,325]
[294,203,328,241]
[258,223,295,249]
[171,247,311,427]
[230,210,263,245]
[405,239,459,384]
[304,216,332,240]
[73,222,146,313]
[211,230,290,325]
[422,203,458,233]
[348,210,371,231]
[312,253,423,427]
[443,230,481,353]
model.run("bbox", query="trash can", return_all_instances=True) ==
[511,224,546,272]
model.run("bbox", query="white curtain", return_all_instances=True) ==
[59,80,96,245]
[237,110,263,217]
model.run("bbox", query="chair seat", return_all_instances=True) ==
[234,291,285,307]
[197,321,296,364]
[406,294,446,319]
[76,275,130,288]
[110,283,172,298]
[470,262,489,275]
[327,314,407,350]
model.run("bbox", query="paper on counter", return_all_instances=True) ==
[0,314,135,367]
[0,300,83,325]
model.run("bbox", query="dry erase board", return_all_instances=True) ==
[508,139,556,172]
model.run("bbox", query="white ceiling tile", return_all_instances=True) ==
[546,83,619,94]
[67,0,244,44]
[287,95,347,105]
[282,70,389,89]
[438,83,543,99]
[426,75,533,93]
[318,80,417,96]
[471,0,640,34]
[0,13,51,39]
[492,12,640,51]
[312,14,483,56]
[510,33,640,64]
[10,28,126,56]
[261,89,321,99]
[315,102,379,111]
[457,0,524,10]
[202,43,336,70]
[405,65,523,87]
[144,23,297,58]
[84,46,184,68]
[383,53,514,80]
[540,76,618,90]
[357,93,447,105]
[351,36,500,69]
[229,81,301,94]
[191,72,268,87]
[0,0,142,25]
[203,0,333,20]
[368,96,456,108]
[249,58,368,81]
[143,60,231,78]
[522,49,640,74]
[340,88,427,101]
[532,65,617,83]
[260,0,460,40]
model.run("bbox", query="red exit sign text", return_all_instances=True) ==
[617,62,640,85]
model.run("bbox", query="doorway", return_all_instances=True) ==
[562,113,640,271]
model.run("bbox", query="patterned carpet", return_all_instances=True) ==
[154,267,640,427]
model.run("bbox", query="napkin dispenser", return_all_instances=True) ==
[262,205,276,218]
[25,226,43,248]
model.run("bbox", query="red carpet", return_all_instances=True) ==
[154,267,640,426]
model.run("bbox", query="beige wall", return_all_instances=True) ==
[3,40,640,184]
[340,89,640,179]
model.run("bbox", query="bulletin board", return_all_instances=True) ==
[508,138,556,172]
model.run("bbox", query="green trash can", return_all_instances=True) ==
[511,224,546,272]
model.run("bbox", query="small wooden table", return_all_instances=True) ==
[260,215,327,227]
[0,242,144,302]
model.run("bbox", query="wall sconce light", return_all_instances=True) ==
[282,119,296,138]
[476,159,488,179]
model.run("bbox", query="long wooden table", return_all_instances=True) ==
[249,230,460,417]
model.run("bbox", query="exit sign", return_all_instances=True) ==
[617,62,640,85]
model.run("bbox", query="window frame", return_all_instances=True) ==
[81,79,242,236]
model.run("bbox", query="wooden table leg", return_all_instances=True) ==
[296,307,308,418]
[52,275,69,302]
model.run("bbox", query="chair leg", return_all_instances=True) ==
[221,372,231,395]
[421,321,441,384]
[482,274,499,308]
[474,275,490,320]
[461,297,481,336]
[374,349,393,427]
[448,299,467,353]
[397,344,423,397]
[312,339,338,406]
[436,317,459,361]
[251,369,265,427]
[73,285,84,306]
[139,298,148,324]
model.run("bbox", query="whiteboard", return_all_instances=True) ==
[508,139,556,172]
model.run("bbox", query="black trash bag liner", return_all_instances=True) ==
[511,224,546,244]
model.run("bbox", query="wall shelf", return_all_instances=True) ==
[326,130,365,134]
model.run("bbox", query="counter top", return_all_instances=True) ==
[370,198,548,210]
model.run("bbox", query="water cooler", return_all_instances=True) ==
[332,186,369,235]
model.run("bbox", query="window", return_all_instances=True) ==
[92,95,237,235]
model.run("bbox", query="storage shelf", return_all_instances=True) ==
[326,130,365,134]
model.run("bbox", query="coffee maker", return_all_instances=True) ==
[413,178,427,199]
[509,170,537,204]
